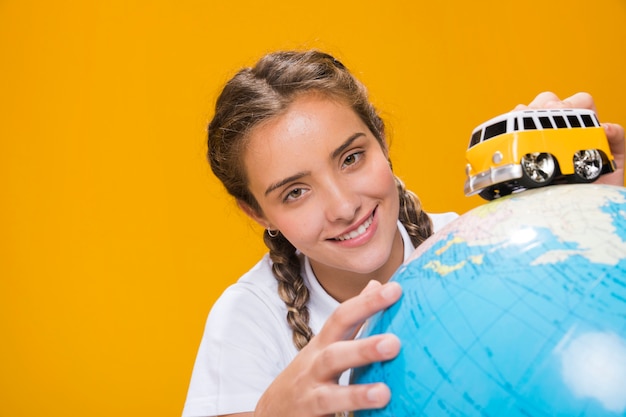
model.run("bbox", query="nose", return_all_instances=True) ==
[322,178,361,222]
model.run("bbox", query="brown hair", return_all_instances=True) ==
[208,50,432,350]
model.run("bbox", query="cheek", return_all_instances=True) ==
[368,164,400,217]
[276,207,324,242]
[366,162,397,197]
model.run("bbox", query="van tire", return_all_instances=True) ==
[519,152,556,188]
[479,183,514,201]
[573,149,603,182]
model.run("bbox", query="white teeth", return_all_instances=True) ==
[336,215,373,241]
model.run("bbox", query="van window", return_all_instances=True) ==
[567,115,582,128]
[553,115,567,128]
[581,114,596,127]
[469,130,482,147]
[484,120,507,141]
[523,117,537,130]
[593,114,600,125]
[539,116,553,129]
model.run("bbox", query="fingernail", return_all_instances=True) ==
[376,337,395,355]
[367,385,383,402]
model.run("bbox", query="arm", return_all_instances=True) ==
[252,280,402,417]
[515,91,625,186]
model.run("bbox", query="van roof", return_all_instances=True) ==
[471,108,597,134]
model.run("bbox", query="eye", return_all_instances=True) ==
[284,187,306,202]
[342,151,363,168]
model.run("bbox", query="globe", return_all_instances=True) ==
[352,183,626,417]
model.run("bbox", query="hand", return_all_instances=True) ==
[254,281,402,417]
[515,91,625,186]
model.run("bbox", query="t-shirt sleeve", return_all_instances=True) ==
[182,283,293,417]
[430,211,459,233]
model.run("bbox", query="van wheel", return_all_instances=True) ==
[478,188,497,200]
[478,183,514,201]
[573,149,603,182]
[520,152,556,188]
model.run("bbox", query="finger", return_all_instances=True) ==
[514,91,597,112]
[360,280,382,295]
[316,282,402,344]
[605,122,625,171]
[341,281,387,345]
[310,382,391,415]
[518,91,561,110]
[604,122,626,157]
[313,334,401,381]
[349,281,385,338]
[596,122,625,186]
[560,92,596,112]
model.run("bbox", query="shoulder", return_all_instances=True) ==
[183,255,297,416]
[191,254,297,387]
[208,254,286,331]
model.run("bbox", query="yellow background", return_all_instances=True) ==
[1,1,625,416]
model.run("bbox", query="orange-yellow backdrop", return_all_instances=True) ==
[1,1,625,416]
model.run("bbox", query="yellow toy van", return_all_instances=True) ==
[464,108,616,200]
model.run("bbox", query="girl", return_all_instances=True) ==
[183,50,625,417]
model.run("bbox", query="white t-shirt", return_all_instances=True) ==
[182,213,458,417]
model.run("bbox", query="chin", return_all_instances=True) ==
[347,252,393,275]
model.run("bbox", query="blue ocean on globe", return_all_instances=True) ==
[352,184,626,417]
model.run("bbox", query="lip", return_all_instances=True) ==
[329,207,378,247]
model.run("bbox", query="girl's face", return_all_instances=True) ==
[241,94,402,294]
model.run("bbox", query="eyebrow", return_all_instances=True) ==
[264,171,310,196]
[264,132,367,197]
[331,132,366,159]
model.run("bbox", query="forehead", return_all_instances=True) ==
[242,95,370,188]
[246,95,366,159]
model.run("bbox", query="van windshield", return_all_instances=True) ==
[484,120,507,141]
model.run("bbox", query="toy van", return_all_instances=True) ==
[464,108,616,200]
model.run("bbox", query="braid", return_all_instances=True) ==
[264,230,314,350]
[395,176,433,247]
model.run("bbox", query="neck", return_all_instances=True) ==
[311,229,405,303]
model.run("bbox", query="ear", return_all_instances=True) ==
[237,200,270,229]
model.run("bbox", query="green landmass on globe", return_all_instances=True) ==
[353,183,626,417]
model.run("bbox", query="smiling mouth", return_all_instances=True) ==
[334,213,374,241]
